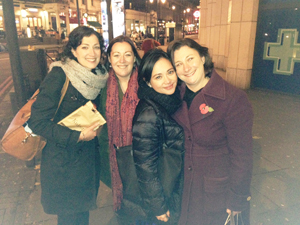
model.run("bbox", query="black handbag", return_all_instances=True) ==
[115,145,147,222]
[115,100,184,223]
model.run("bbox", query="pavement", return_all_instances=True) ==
[1,45,300,225]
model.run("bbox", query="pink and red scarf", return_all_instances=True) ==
[106,67,139,210]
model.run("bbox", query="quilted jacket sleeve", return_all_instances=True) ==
[132,103,168,216]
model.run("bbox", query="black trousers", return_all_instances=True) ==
[57,211,89,225]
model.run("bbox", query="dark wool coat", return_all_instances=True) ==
[132,99,185,223]
[173,70,253,225]
[28,67,100,215]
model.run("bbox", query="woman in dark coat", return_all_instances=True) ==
[167,38,253,225]
[28,26,108,225]
[132,49,185,224]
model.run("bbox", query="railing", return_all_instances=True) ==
[16,0,69,4]
[44,0,69,3]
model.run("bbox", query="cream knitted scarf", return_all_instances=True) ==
[49,58,108,100]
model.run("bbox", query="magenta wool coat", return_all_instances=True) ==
[173,70,253,225]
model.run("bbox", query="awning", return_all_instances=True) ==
[87,21,102,29]
[60,16,81,24]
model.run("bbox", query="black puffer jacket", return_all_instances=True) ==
[132,98,185,223]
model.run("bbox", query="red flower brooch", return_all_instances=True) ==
[199,103,214,115]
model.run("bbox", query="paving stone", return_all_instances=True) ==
[252,151,282,175]
[251,170,300,209]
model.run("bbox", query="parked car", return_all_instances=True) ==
[0,30,6,39]
[46,29,56,37]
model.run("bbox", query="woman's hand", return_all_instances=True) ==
[78,122,101,142]
[156,210,170,222]
[226,208,241,216]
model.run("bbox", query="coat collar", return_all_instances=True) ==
[173,69,226,128]
[201,69,226,100]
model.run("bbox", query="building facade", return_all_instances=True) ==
[198,0,300,94]
[0,0,102,37]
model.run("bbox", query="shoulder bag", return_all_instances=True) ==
[1,76,69,161]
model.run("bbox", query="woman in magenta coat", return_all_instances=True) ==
[167,38,253,225]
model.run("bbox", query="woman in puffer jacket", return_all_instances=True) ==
[132,49,185,224]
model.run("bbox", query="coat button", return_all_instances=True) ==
[56,143,66,148]
[71,95,78,101]
[188,166,192,171]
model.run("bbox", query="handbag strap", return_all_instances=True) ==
[53,76,69,118]
[29,76,69,120]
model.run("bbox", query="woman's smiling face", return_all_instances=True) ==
[109,42,136,80]
[71,34,101,70]
[174,45,206,91]
[149,57,177,95]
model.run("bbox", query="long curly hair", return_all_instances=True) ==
[60,26,106,73]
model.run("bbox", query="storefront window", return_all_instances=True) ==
[29,17,34,27]
[33,17,37,27]
[27,17,42,28]
[88,16,97,21]
[0,16,3,28]
[15,17,20,30]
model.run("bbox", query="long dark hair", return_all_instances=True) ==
[167,38,214,76]
[138,48,173,83]
[61,26,106,72]
[105,35,141,71]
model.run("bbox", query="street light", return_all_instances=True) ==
[172,5,175,22]
[149,0,166,20]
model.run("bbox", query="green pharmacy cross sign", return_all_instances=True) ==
[263,29,300,75]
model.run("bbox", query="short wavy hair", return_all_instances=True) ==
[167,38,214,77]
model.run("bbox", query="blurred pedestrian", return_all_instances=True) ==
[39,26,45,37]
[141,33,161,54]
[27,25,31,38]
[55,31,60,44]
[61,31,65,41]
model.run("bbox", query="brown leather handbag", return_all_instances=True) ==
[1,77,69,161]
